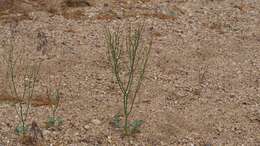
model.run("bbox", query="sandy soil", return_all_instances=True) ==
[0,0,259,145]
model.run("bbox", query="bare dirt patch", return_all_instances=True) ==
[0,0,259,145]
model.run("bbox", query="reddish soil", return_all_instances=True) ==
[0,0,259,145]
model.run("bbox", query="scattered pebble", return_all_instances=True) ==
[91,119,101,125]
[83,124,90,130]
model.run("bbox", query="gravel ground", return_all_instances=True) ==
[0,0,259,145]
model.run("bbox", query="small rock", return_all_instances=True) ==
[107,136,112,143]
[42,129,51,137]
[160,141,167,145]
[91,119,101,125]
[74,132,79,136]
[104,3,108,7]
[83,125,90,130]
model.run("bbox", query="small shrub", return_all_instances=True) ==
[105,22,153,135]
[19,121,44,146]
[2,21,41,135]
[45,73,63,128]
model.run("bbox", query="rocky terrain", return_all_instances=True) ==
[0,0,259,145]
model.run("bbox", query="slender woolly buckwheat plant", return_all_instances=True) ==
[46,71,63,128]
[105,22,153,135]
[2,21,41,135]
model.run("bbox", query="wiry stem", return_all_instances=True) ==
[3,21,41,135]
[105,22,152,135]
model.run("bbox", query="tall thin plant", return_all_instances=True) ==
[105,23,153,135]
[45,71,63,128]
[2,21,41,135]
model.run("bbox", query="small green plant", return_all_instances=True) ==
[46,116,63,128]
[45,73,63,128]
[105,22,153,135]
[2,21,41,135]
[111,113,121,128]
[15,124,29,135]
[111,114,144,134]
[130,119,144,133]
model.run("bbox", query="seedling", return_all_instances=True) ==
[111,114,144,134]
[45,73,63,128]
[111,113,121,128]
[129,119,144,134]
[46,88,63,128]
[105,22,153,135]
[15,124,29,135]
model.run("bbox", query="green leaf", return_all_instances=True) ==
[15,124,28,135]
[112,113,121,128]
[47,116,63,127]
[130,119,144,134]
[56,116,63,126]
[169,10,176,17]
[47,116,55,126]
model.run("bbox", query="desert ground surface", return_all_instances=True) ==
[0,0,259,145]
